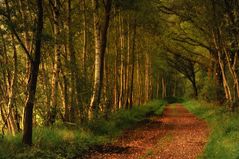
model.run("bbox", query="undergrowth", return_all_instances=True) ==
[0,100,166,159]
[183,100,239,159]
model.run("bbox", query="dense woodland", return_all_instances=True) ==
[0,0,239,151]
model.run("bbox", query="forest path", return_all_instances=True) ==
[85,104,209,159]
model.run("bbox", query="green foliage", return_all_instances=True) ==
[199,78,224,102]
[115,100,166,127]
[183,100,239,159]
[88,100,167,137]
[163,96,184,104]
[0,100,166,159]
[88,118,117,136]
[114,0,143,10]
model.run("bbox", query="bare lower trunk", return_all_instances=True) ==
[173,80,177,97]
[225,49,239,101]
[59,72,69,122]
[156,73,160,98]
[218,51,232,101]
[162,77,166,99]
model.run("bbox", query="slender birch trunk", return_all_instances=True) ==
[47,0,61,125]
[119,12,125,109]
[129,18,137,109]
[89,0,112,119]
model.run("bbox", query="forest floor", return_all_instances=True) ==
[84,104,209,159]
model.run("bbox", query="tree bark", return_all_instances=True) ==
[212,31,232,102]
[162,77,166,98]
[129,18,137,109]
[22,0,43,145]
[0,32,19,135]
[113,19,120,110]
[145,51,150,102]
[47,0,61,125]
[136,46,141,105]
[82,0,87,79]
[156,73,160,98]
[119,13,125,109]
[89,0,112,119]
[125,15,131,109]
[6,35,19,135]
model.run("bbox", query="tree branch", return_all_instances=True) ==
[3,0,33,63]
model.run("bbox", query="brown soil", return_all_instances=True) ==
[84,104,209,159]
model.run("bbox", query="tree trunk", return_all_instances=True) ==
[145,51,150,102]
[67,0,79,122]
[190,64,198,97]
[125,16,131,109]
[191,79,198,97]
[225,50,239,95]
[136,47,141,105]
[129,18,137,109]
[173,80,177,97]
[223,0,239,104]
[1,33,19,135]
[22,0,43,145]
[82,0,87,79]
[156,73,160,98]
[113,22,120,110]
[218,50,232,101]
[41,62,51,122]
[48,0,61,125]
[211,0,232,105]
[6,35,19,135]
[59,65,69,122]
[119,13,125,109]
[212,31,232,102]
[162,77,166,99]
[89,0,112,119]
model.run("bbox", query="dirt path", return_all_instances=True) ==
[85,104,209,159]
